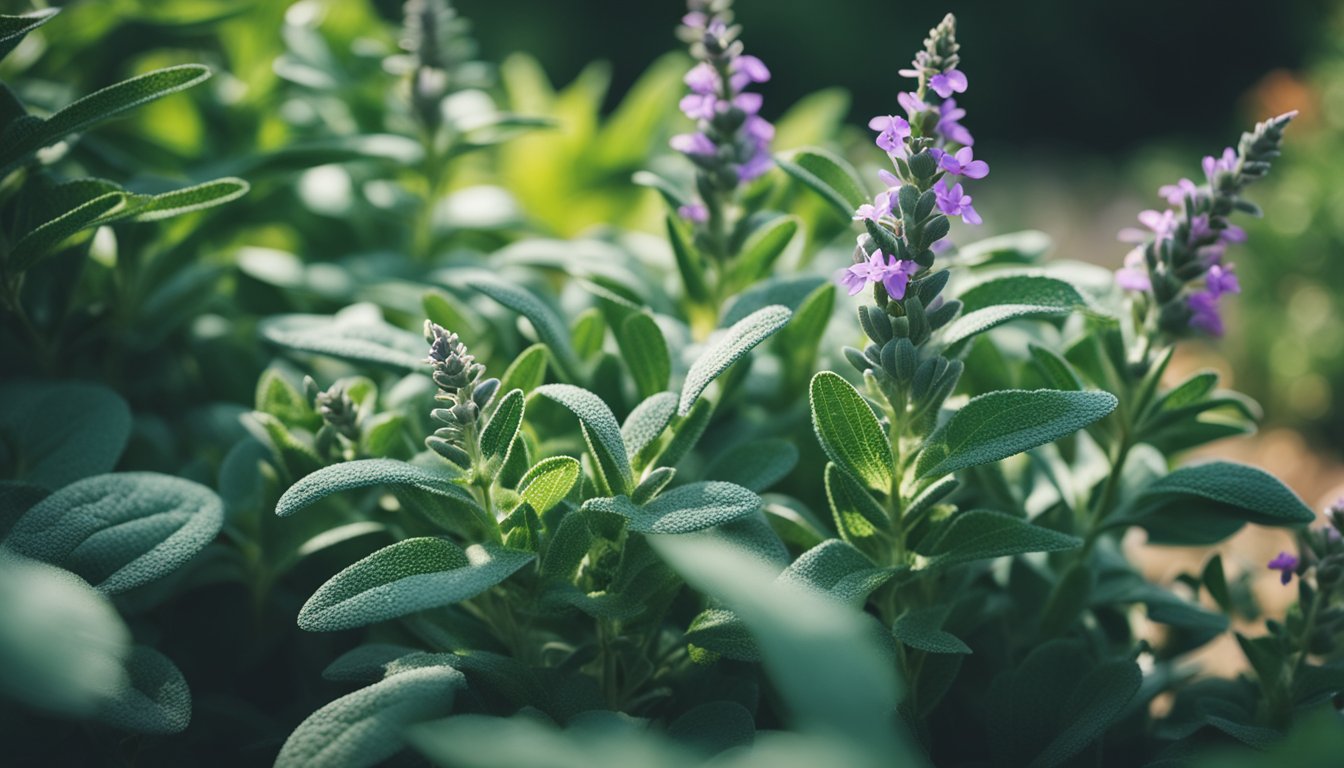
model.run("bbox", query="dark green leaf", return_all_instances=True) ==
[679,305,792,416]
[810,371,893,494]
[916,509,1081,570]
[533,384,633,495]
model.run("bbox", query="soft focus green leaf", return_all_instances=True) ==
[94,645,191,735]
[776,147,867,219]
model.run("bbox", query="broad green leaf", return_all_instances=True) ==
[323,643,421,683]
[707,439,799,492]
[260,309,425,370]
[1155,370,1219,411]
[916,389,1117,479]
[622,391,678,460]
[957,230,1052,266]
[810,372,893,493]
[298,538,534,631]
[517,456,580,515]
[776,147,867,219]
[957,273,1090,314]
[94,646,191,735]
[721,275,826,327]
[780,539,898,606]
[583,481,760,535]
[533,384,633,495]
[916,509,1081,570]
[0,552,130,716]
[0,10,58,62]
[0,380,131,490]
[1028,659,1141,768]
[479,390,524,476]
[275,459,473,515]
[652,398,713,469]
[680,305,792,416]
[940,305,1072,348]
[498,343,550,395]
[825,463,889,554]
[1129,461,1315,545]
[892,606,971,654]
[570,308,606,360]
[276,666,465,768]
[615,312,671,400]
[7,191,125,272]
[470,280,580,381]
[5,473,224,594]
[1,65,213,175]
[775,282,836,374]
[730,215,799,287]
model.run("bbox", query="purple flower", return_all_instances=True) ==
[929,69,968,99]
[933,146,988,179]
[838,250,919,298]
[1159,178,1198,206]
[1120,209,1177,243]
[684,62,719,95]
[670,132,716,156]
[935,180,981,225]
[682,11,708,28]
[678,203,708,223]
[936,99,973,146]
[1267,551,1299,585]
[868,114,911,156]
[737,150,773,182]
[734,92,763,115]
[1202,147,1237,183]
[1205,263,1240,298]
[853,190,894,222]
[730,55,771,90]
[743,114,774,142]
[878,169,900,189]
[1220,224,1247,244]
[1115,248,1152,292]
[1322,525,1342,544]
[1187,290,1224,336]
[898,91,930,119]
[679,93,718,121]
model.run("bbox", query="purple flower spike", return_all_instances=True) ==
[1187,290,1224,336]
[684,62,718,95]
[682,11,708,29]
[679,93,718,121]
[678,203,708,223]
[929,69,968,99]
[936,146,989,179]
[1115,249,1151,292]
[882,258,920,299]
[868,114,911,156]
[837,250,919,298]
[935,181,981,225]
[730,55,771,90]
[1267,551,1299,585]
[1205,264,1240,298]
[670,132,716,156]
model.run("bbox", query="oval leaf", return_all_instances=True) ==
[0,380,131,490]
[585,481,760,535]
[275,459,475,518]
[916,509,1081,570]
[680,305,791,416]
[480,389,524,476]
[518,456,581,515]
[532,384,632,495]
[810,372,893,494]
[614,312,671,400]
[94,645,191,735]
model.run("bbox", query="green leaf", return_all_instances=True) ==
[1028,343,1084,391]
[0,552,130,717]
[810,372,893,494]
[7,191,125,272]
[115,177,249,223]
[776,147,867,219]
[276,666,464,768]
[259,308,426,370]
[916,389,1118,480]
[615,312,671,400]
[1203,554,1232,613]
[893,606,971,654]
[775,282,836,373]
[957,230,1053,266]
[680,305,792,416]
[479,390,524,477]
[668,701,756,756]
[1,65,213,176]
[781,538,898,605]
[274,459,477,518]
[825,463,890,559]
[1028,659,1142,768]
[583,481,760,535]
[721,275,825,327]
[957,273,1090,314]
[470,279,580,381]
[517,456,580,516]
[5,473,223,594]
[1129,461,1315,545]
[941,305,1071,349]
[622,391,678,462]
[666,214,710,303]
[498,343,549,395]
[298,538,534,631]
[0,10,58,62]
[94,646,191,735]
[1155,370,1220,411]
[707,439,799,492]
[916,509,1081,570]
[0,380,131,490]
[570,308,606,360]
[652,398,713,470]
[730,215,799,287]
[533,384,633,495]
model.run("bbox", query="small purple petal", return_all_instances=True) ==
[684,63,719,95]
[678,203,708,223]
[733,55,771,84]
[670,132,716,156]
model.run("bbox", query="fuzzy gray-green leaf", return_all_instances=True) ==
[533,384,633,495]
[275,459,475,518]
[776,147,868,219]
[810,371,893,493]
[584,481,760,535]
[615,312,671,400]
[1129,461,1315,541]
[479,389,524,476]
[94,645,191,735]
[679,305,791,416]
[5,473,223,594]
[298,538,534,631]
[918,509,1081,570]
[0,380,131,490]
[470,279,580,381]
[517,456,580,515]
[706,439,799,492]
[916,389,1117,480]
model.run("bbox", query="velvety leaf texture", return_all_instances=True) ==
[916,389,1117,479]
[275,459,475,518]
[1134,461,1315,529]
[298,538,534,631]
[0,380,131,490]
[615,312,672,399]
[679,305,791,416]
[470,279,581,380]
[893,606,972,655]
[518,456,581,515]
[583,481,760,535]
[776,147,868,219]
[706,439,799,492]
[259,311,426,370]
[5,472,224,594]
[810,372,893,494]
[498,343,549,395]
[480,389,525,472]
[275,665,465,768]
[0,10,57,62]
[621,391,678,459]
[94,645,192,735]
[918,509,1081,570]
[533,384,633,495]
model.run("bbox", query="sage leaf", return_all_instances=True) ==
[776,147,868,219]
[479,389,524,476]
[917,509,1081,570]
[679,304,791,416]
[810,371,893,493]
[94,645,191,735]
[615,312,671,400]
[583,481,760,535]
[470,279,580,381]
[0,380,131,490]
[533,384,633,495]
[275,459,476,518]
[517,456,580,515]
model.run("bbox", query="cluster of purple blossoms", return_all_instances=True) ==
[1114,112,1295,338]
[840,13,986,300]
[671,0,774,225]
